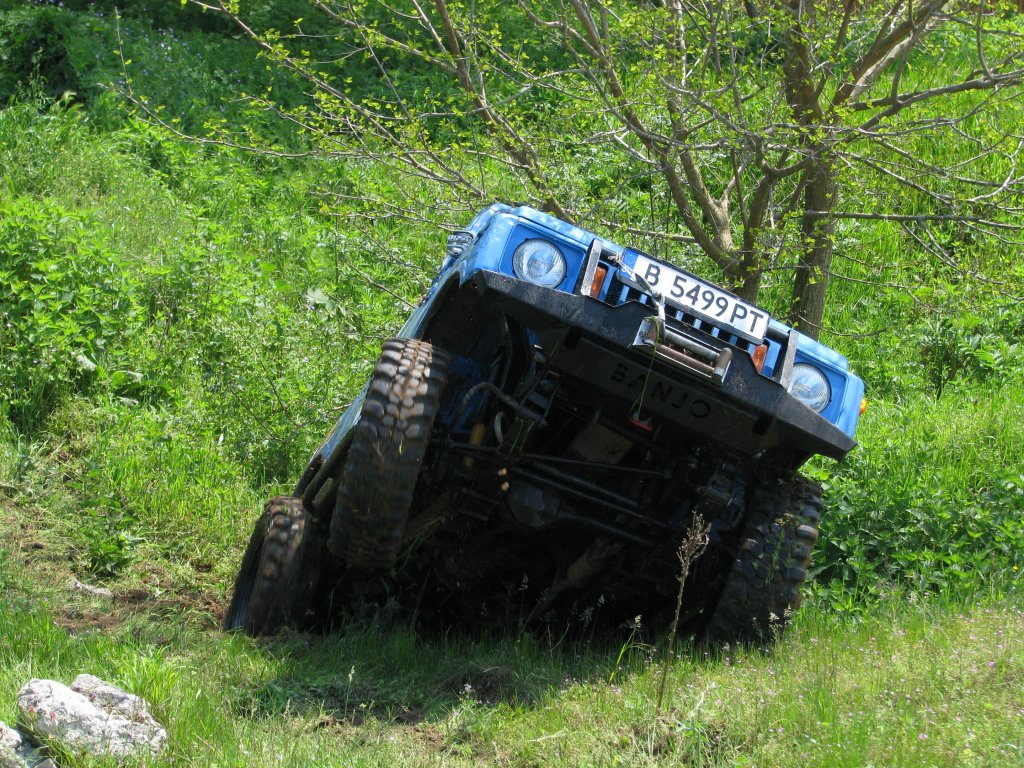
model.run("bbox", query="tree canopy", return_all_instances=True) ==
[164,0,1024,337]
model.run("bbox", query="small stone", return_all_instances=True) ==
[0,720,40,768]
[0,722,24,753]
[17,678,166,763]
[0,737,27,768]
[0,742,27,768]
[70,675,154,723]
[71,580,113,599]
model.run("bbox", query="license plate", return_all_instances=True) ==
[627,254,769,343]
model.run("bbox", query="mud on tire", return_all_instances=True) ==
[329,339,449,570]
[224,496,322,635]
[705,475,822,644]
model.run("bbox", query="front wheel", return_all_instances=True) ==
[224,496,323,635]
[705,475,822,644]
[328,339,449,570]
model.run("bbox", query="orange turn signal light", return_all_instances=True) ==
[752,343,768,373]
[589,265,608,298]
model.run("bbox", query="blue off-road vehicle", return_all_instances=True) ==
[225,204,864,641]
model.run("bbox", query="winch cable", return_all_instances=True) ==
[618,259,667,429]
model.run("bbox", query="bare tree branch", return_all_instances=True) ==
[165,0,1024,337]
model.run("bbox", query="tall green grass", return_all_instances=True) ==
[1,557,1021,768]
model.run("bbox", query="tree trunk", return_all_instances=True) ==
[788,157,836,340]
[734,249,762,302]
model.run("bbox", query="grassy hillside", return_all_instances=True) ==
[0,3,1022,766]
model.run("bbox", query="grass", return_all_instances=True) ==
[1,537,1022,767]
[1,4,1023,765]
[809,377,1024,601]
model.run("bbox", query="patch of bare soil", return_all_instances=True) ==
[52,609,123,634]
[0,496,222,633]
[410,723,447,750]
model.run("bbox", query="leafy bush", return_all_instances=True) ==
[812,382,1024,604]
[0,5,82,102]
[915,306,1024,398]
[0,196,138,431]
[83,506,144,577]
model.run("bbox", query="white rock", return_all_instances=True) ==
[0,722,24,753]
[0,720,46,768]
[17,678,166,762]
[71,580,113,599]
[71,675,153,722]
[0,742,27,768]
[0,720,28,768]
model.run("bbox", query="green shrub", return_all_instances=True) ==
[0,196,139,431]
[812,381,1024,604]
[0,5,82,102]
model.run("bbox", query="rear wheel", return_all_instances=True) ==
[225,496,323,635]
[705,475,822,644]
[329,339,449,569]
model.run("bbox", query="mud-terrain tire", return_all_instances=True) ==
[224,496,323,635]
[329,339,449,569]
[705,475,822,644]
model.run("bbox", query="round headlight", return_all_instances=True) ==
[512,239,566,288]
[789,363,831,413]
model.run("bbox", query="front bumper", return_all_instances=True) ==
[465,270,856,461]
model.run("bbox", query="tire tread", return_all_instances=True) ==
[706,475,823,644]
[328,339,449,569]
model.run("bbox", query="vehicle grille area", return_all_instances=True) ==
[587,252,793,384]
